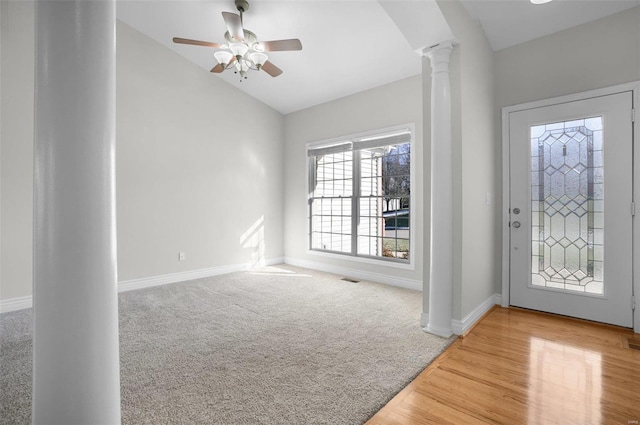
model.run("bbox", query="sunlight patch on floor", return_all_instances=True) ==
[249,266,312,277]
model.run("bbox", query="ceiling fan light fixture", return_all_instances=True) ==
[229,43,249,58]
[214,50,234,66]
[530,0,552,4]
[250,52,268,68]
[172,0,302,81]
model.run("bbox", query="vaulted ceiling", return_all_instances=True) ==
[461,0,640,50]
[117,0,640,114]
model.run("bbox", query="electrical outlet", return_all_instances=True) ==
[178,252,186,261]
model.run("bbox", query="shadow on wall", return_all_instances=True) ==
[240,215,265,268]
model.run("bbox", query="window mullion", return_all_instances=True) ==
[352,150,360,256]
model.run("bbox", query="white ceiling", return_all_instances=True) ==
[117,0,640,115]
[461,0,640,51]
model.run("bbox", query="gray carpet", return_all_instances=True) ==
[1,265,453,424]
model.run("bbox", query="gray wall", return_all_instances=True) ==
[0,1,34,300]
[0,2,285,300]
[283,75,425,286]
[495,7,640,109]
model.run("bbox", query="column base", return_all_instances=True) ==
[423,323,454,338]
[420,312,430,327]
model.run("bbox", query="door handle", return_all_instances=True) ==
[512,221,521,228]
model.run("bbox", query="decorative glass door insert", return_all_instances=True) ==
[530,117,604,295]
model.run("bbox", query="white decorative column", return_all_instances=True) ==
[33,1,121,423]
[423,41,454,338]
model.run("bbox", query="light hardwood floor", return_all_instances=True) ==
[367,307,640,425]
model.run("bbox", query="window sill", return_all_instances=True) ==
[306,249,415,271]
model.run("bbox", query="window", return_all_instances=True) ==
[308,128,412,262]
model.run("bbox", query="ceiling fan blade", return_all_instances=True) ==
[210,64,225,73]
[260,39,302,52]
[173,37,221,48]
[261,61,283,77]
[210,56,236,73]
[222,12,244,41]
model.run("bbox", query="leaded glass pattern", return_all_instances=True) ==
[530,117,604,295]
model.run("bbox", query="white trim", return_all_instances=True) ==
[284,256,422,291]
[451,294,502,336]
[118,264,248,293]
[501,82,640,331]
[305,123,414,151]
[503,82,639,113]
[0,296,33,313]
[0,257,285,313]
[632,84,640,334]
[502,105,511,308]
[306,248,415,270]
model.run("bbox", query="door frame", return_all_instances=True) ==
[501,82,640,333]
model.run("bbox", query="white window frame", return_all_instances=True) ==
[306,124,415,269]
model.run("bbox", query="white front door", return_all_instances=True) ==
[508,92,634,327]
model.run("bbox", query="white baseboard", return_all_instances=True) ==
[120,263,242,293]
[117,257,285,293]
[284,257,423,291]
[0,296,32,313]
[0,257,285,313]
[421,296,502,335]
[451,293,501,335]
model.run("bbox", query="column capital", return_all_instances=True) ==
[419,40,455,61]
[419,40,455,56]
[421,41,454,75]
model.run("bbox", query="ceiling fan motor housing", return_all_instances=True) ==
[224,30,258,47]
[235,0,250,13]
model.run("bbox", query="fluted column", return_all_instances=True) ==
[33,1,121,423]
[422,41,454,338]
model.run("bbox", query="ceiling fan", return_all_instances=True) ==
[173,0,302,81]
